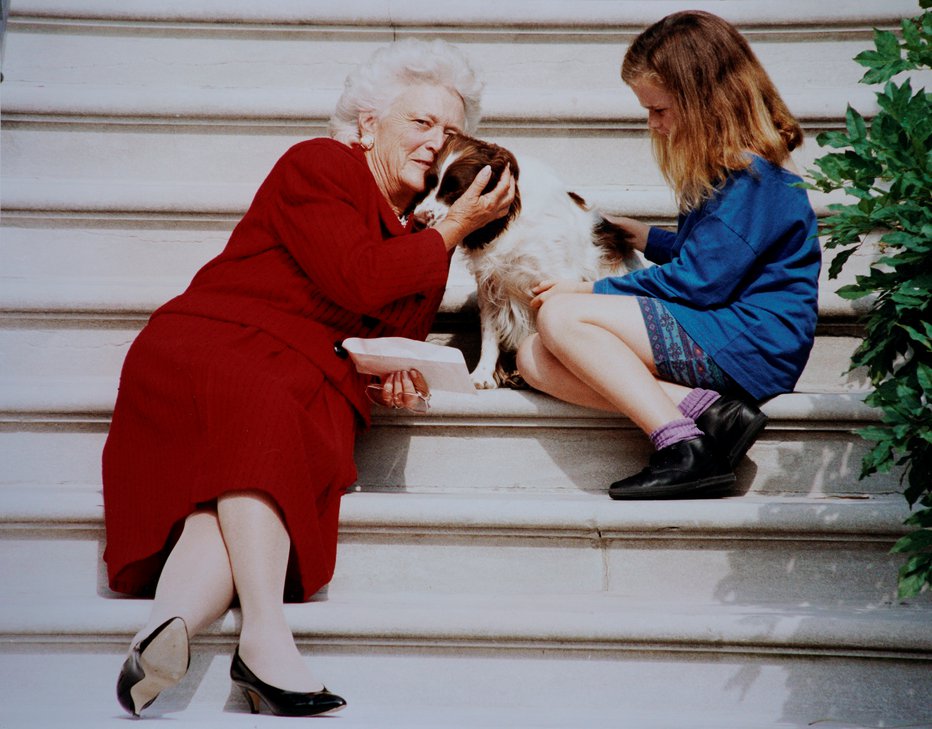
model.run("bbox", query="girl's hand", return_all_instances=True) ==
[600,214,650,252]
[530,279,594,309]
[368,369,431,412]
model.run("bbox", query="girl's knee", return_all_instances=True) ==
[535,294,575,345]
[515,334,541,386]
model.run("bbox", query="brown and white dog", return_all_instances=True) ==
[412,133,640,389]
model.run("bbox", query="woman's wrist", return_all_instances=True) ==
[433,217,469,251]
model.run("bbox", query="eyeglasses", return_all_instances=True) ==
[365,383,431,414]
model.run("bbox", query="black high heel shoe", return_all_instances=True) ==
[116,616,190,717]
[230,646,347,717]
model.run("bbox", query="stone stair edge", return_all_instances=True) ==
[2,591,929,655]
[0,382,876,422]
[0,181,683,218]
[1,84,882,126]
[10,0,919,29]
[0,484,914,539]
[0,179,850,219]
[0,277,876,321]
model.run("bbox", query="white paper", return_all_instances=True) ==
[342,337,477,395]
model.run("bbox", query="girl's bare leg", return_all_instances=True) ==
[517,293,692,433]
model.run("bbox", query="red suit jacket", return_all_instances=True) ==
[156,138,453,420]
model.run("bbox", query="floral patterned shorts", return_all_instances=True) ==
[637,296,738,393]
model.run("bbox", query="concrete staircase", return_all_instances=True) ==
[1,2,930,727]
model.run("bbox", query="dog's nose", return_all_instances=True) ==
[413,210,435,228]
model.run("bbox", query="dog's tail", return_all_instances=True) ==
[592,216,644,272]
[592,216,634,250]
[566,190,642,271]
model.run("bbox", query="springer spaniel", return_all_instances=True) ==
[412,133,640,389]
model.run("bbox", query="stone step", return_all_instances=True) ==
[0,212,878,325]
[0,486,915,606]
[0,128,842,215]
[5,1,909,103]
[2,3,927,727]
[9,0,919,27]
[4,3,923,223]
[0,328,869,398]
[0,388,899,497]
[1,590,929,729]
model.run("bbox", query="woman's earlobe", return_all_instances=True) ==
[357,112,378,148]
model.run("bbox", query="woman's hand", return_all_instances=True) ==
[529,279,594,309]
[434,165,516,249]
[369,369,431,412]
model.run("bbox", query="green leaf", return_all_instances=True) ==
[816,130,854,150]
[875,29,902,57]
[827,246,859,279]
[902,17,922,50]
[845,106,868,143]
[882,230,930,250]
[904,508,932,530]
[891,289,928,308]
[917,362,932,394]
[891,528,932,553]
[899,324,930,348]
[817,7,932,595]
[897,552,932,597]
[837,284,874,300]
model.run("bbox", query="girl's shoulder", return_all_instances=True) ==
[747,153,804,184]
[734,154,807,192]
[695,154,815,239]
[712,154,809,210]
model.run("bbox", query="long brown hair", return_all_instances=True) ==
[622,11,803,211]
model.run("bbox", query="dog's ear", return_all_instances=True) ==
[479,144,520,220]
[463,145,522,251]
[482,146,520,192]
[491,146,521,226]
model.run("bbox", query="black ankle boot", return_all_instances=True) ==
[695,396,768,468]
[609,435,735,500]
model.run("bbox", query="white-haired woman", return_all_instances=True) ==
[104,38,514,718]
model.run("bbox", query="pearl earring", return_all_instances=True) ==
[360,134,374,150]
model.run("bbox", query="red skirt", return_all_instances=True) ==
[102,313,359,602]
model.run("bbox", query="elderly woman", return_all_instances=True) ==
[104,38,514,718]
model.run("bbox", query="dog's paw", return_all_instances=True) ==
[497,369,529,390]
[470,369,499,390]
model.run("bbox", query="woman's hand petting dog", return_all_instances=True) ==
[433,165,516,251]
[530,279,595,309]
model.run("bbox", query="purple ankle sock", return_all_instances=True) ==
[678,389,721,420]
[649,417,703,450]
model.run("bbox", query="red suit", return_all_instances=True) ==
[103,139,452,601]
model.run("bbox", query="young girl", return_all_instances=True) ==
[516,11,821,500]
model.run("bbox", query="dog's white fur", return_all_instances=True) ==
[414,148,639,389]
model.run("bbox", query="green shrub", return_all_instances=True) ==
[805,2,931,597]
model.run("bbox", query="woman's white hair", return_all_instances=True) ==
[329,38,484,144]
